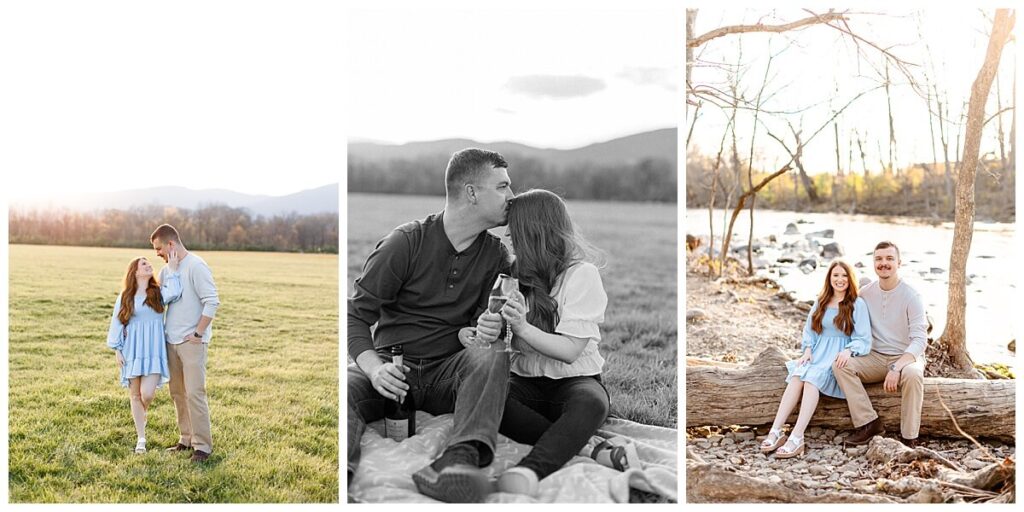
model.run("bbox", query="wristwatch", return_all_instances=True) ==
[193,331,203,339]
[888,363,899,372]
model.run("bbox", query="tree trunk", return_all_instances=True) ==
[995,74,1007,170]
[707,117,733,273]
[719,166,792,269]
[1011,70,1017,174]
[745,56,773,276]
[833,119,842,209]
[1011,70,1017,209]
[857,130,869,179]
[926,78,940,218]
[717,76,743,277]
[686,9,697,104]
[847,130,857,213]
[856,130,870,203]
[928,9,1015,378]
[935,84,953,210]
[791,126,820,203]
[686,347,1015,440]
[885,61,898,178]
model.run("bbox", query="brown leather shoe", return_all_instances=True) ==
[190,450,210,463]
[900,436,920,448]
[165,443,193,453]
[844,418,885,446]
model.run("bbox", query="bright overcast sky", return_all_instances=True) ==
[347,0,682,149]
[688,7,1017,175]
[1,1,343,201]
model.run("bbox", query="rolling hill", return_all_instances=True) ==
[12,183,338,217]
[348,128,677,168]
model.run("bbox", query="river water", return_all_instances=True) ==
[686,208,1016,366]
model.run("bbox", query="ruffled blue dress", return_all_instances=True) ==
[785,297,872,399]
[106,273,182,388]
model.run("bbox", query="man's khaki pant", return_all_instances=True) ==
[832,350,925,439]
[167,342,213,453]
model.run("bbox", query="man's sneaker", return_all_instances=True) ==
[844,418,885,446]
[412,464,491,503]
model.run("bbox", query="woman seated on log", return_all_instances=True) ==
[760,260,871,458]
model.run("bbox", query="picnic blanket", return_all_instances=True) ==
[349,411,677,503]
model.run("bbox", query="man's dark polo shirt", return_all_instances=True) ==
[348,212,511,360]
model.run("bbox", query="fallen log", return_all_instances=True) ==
[687,347,1015,441]
[686,461,897,503]
[685,357,741,369]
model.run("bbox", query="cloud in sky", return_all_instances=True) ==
[617,66,676,91]
[505,74,606,99]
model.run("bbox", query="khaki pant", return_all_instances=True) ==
[167,342,213,452]
[832,350,925,439]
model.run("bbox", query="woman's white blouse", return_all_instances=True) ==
[511,261,608,378]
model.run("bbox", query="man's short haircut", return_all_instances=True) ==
[874,240,900,259]
[444,148,509,198]
[150,224,181,244]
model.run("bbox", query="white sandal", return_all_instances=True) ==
[760,428,786,454]
[775,435,805,459]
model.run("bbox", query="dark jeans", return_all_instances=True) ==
[347,346,510,476]
[499,373,610,480]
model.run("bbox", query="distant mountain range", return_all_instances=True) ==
[348,128,677,168]
[13,183,338,217]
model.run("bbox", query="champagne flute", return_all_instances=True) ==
[497,274,520,354]
[468,275,510,349]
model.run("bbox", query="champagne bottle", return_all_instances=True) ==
[384,344,415,441]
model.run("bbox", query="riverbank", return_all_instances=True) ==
[684,252,1016,503]
[685,209,1016,366]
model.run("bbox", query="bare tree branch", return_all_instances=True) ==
[984,105,1015,128]
[688,10,847,48]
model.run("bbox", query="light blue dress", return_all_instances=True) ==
[106,273,182,388]
[785,297,872,399]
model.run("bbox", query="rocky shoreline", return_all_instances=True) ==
[685,251,1016,503]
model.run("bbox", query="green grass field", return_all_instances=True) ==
[8,245,338,503]
[347,193,678,428]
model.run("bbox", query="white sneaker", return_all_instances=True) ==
[135,438,147,454]
[497,466,539,496]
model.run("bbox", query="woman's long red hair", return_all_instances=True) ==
[811,260,859,335]
[118,258,164,326]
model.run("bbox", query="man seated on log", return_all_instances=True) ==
[833,241,928,447]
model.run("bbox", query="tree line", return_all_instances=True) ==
[348,155,677,202]
[686,151,1015,222]
[9,204,338,253]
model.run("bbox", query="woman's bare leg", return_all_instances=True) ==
[139,374,160,412]
[128,378,146,440]
[789,382,820,439]
[769,378,804,432]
